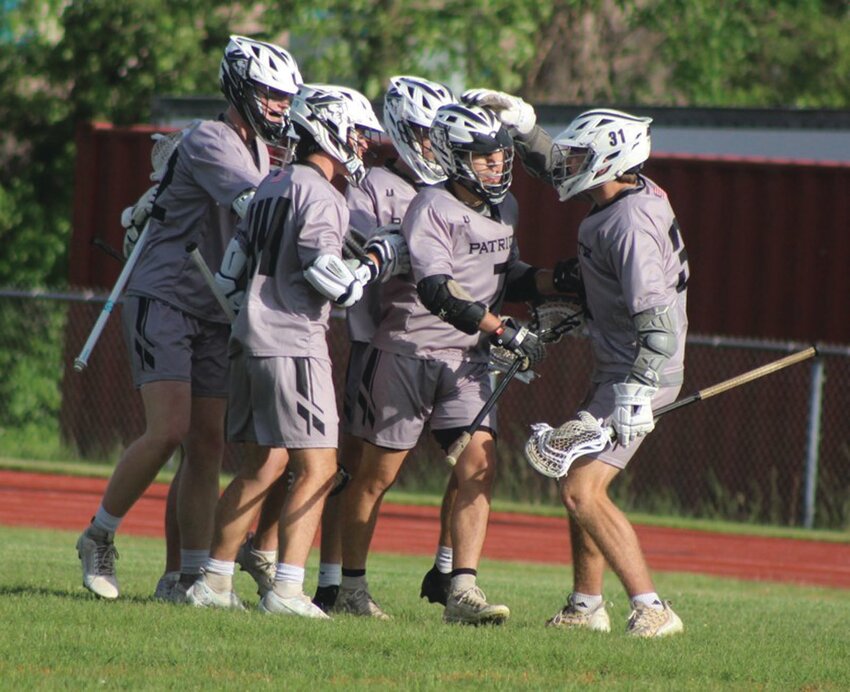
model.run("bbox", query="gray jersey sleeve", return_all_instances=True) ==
[513,125,555,183]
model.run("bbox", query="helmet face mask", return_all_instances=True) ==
[384,76,456,185]
[551,109,652,201]
[287,84,383,187]
[220,35,303,146]
[430,104,514,204]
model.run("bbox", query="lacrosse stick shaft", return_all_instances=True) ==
[446,356,523,466]
[186,242,235,323]
[73,222,150,372]
[654,346,817,418]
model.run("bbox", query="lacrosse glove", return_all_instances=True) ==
[461,89,537,136]
[490,317,546,372]
[612,382,657,447]
[364,223,410,282]
[121,184,158,258]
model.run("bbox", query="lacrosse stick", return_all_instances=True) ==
[73,129,184,372]
[186,242,236,323]
[446,356,524,466]
[525,346,818,479]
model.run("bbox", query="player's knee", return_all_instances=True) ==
[560,482,598,520]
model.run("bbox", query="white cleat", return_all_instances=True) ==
[76,525,119,600]
[546,594,611,632]
[332,587,391,620]
[259,590,331,619]
[185,576,245,610]
[236,536,276,597]
[626,601,684,638]
[443,585,510,626]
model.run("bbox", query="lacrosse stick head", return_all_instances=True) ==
[524,411,611,478]
[529,299,585,343]
[150,129,185,182]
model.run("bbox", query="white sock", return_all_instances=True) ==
[92,506,122,534]
[631,592,663,610]
[435,546,453,574]
[180,549,208,576]
[317,562,342,588]
[204,558,235,577]
[570,592,603,611]
[450,573,476,594]
[273,563,305,597]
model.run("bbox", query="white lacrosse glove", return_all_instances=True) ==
[461,88,537,135]
[213,237,247,315]
[121,184,159,258]
[612,382,657,447]
[364,223,410,282]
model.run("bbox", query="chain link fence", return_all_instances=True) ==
[1,288,848,530]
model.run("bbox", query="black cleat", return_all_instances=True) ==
[312,584,340,613]
[419,565,451,606]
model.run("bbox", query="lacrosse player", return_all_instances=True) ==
[304,75,457,613]
[183,84,385,617]
[468,91,689,637]
[335,102,569,625]
[75,36,302,602]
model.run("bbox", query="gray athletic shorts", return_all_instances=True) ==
[582,377,682,469]
[341,340,370,435]
[351,346,496,450]
[122,295,229,397]
[227,352,338,449]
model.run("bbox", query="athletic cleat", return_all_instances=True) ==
[259,590,330,619]
[76,525,119,600]
[443,585,510,626]
[153,571,180,601]
[332,587,391,620]
[546,594,611,631]
[185,576,245,610]
[312,584,339,613]
[626,601,684,638]
[419,565,451,606]
[236,535,276,597]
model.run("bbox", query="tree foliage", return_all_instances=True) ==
[1,0,850,287]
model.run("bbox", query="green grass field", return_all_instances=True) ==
[1,526,848,690]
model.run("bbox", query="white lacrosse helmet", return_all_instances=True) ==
[429,103,514,204]
[288,84,377,186]
[550,109,652,201]
[384,76,456,185]
[219,35,303,145]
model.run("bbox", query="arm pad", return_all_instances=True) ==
[304,254,365,308]
[231,188,256,219]
[417,275,487,335]
[629,305,678,386]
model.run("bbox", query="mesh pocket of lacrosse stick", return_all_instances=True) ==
[530,299,585,343]
[524,411,612,478]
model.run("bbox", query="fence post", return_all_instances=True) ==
[803,356,825,529]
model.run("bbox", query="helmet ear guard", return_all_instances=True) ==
[550,109,651,201]
[220,35,303,145]
[429,103,514,204]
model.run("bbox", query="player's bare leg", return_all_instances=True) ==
[175,396,226,589]
[259,447,337,618]
[421,473,456,606]
[153,457,182,600]
[443,430,509,624]
[252,472,288,552]
[313,433,361,611]
[334,442,406,618]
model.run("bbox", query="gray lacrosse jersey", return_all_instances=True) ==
[127,118,269,323]
[230,163,349,358]
[345,165,419,343]
[372,184,524,363]
[579,176,689,385]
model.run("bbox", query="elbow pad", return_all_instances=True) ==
[417,275,487,335]
[304,254,364,308]
[231,188,256,219]
[630,305,678,386]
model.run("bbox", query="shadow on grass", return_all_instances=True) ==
[0,584,162,606]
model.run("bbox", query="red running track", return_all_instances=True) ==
[1,469,848,589]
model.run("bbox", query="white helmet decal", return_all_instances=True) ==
[551,109,652,201]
